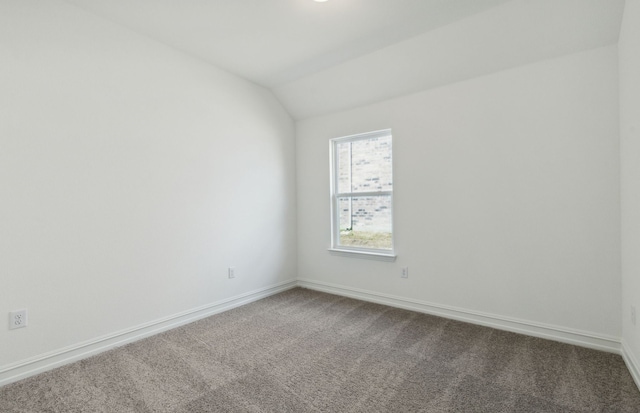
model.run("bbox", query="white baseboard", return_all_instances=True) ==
[2,278,631,391]
[622,339,640,391]
[0,280,297,388]
[297,278,621,354]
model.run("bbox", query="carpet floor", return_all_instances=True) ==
[1,287,639,412]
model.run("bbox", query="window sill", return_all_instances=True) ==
[328,248,397,262]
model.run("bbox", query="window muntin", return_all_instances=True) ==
[331,130,393,254]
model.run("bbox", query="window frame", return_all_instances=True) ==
[329,129,396,261]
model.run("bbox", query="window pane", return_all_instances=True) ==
[336,136,392,194]
[336,141,351,194]
[338,196,392,250]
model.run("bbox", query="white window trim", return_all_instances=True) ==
[328,248,397,262]
[329,129,396,261]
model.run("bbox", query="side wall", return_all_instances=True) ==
[620,0,640,387]
[297,45,621,350]
[0,0,297,383]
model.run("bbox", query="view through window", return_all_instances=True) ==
[331,130,393,253]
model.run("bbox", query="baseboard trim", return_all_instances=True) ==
[297,278,621,354]
[0,280,297,387]
[1,278,628,389]
[622,339,640,391]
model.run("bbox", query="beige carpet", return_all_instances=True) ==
[1,287,639,412]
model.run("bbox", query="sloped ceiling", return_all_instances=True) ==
[63,0,624,120]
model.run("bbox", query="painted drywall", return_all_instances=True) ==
[620,0,640,380]
[0,0,296,368]
[297,45,621,342]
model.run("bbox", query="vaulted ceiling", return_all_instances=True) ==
[62,0,625,119]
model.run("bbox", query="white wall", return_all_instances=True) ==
[297,45,621,347]
[0,0,296,372]
[620,0,640,383]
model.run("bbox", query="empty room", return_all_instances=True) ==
[1,0,640,411]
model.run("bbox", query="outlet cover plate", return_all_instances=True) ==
[9,309,27,330]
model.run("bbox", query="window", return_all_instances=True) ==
[330,129,395,259]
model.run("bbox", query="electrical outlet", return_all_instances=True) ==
[228,267,236,279]
[9,309,27,330]
[632,305,637,326]
[401,267,409,279]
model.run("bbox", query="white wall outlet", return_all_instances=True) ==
[228,267,236,279]
[401,267,409,278]
[632,305,637,326]
[9,309,27,330]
